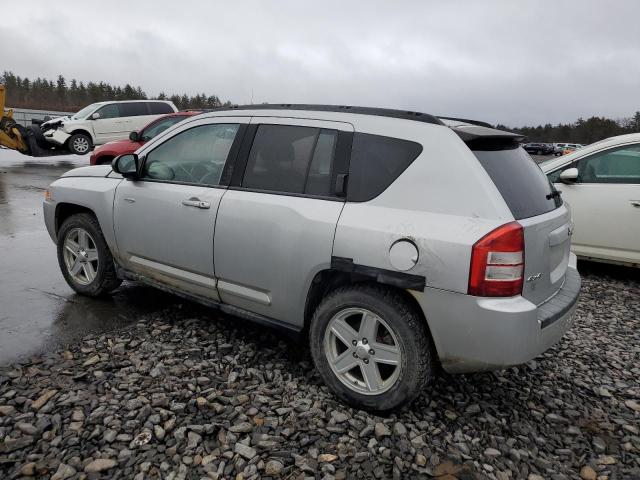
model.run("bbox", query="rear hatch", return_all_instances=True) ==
[471,141,570,305]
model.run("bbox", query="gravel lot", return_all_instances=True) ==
[0,263,638,480]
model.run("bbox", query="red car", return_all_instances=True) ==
[89,111,200,165]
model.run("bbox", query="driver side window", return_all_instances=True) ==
[96,104,120,119]
[141,124,239,187]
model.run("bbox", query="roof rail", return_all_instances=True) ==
[201,104,444,126]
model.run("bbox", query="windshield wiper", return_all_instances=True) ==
[546,190,561,200]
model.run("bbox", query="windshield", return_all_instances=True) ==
[141,116,188,141]
[71,103,101,120]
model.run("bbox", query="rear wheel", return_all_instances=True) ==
[310,284,434,411]
[57,213,121,296]
[68,133,92,155]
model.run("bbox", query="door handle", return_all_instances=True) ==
[124,197,135,203]
[182,198,210,209]
[631,200,640,208]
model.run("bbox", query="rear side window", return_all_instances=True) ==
[149,102,175,114]
[347,133,422,202]
[473,146,561,220]
[120,102,149,117]
[242,125,337,196]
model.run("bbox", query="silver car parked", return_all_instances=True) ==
[44,106,580,410]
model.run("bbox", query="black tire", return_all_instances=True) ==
[68,133,93,155]
[309,283,435,411]
[57,213,122,296]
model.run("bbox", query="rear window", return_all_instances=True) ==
[149,102,175,114]
[348,133,422,202]
[473,146,562,220]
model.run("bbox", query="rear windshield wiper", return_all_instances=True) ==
[546,190,561,200]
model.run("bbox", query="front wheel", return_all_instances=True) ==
[68,133,93,155]
[57,213,122,296]
[310,284,435,411]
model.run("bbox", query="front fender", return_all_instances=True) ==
[45,176,122,255]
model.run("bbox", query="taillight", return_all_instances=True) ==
[468,222,524,297]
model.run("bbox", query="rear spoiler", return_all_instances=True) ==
[438,116,524,145]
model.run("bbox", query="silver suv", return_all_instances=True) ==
[43,106,581,410]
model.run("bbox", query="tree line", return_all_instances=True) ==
[1,71,231,112]
[2,70,639,145]
[498,113,640,145]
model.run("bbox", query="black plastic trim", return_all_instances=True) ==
[230,124,258,187]
[331,256,426,291]
[116,266,302,334]
[199,104,444,126]
[538,267,581,329]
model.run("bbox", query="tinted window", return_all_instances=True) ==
[141,124,239,186]
[140,116,188,141]
[96,104,120,119]
[474,146,561,220]
[148,102,175,114]
[242,125,337,195]
[347,133,422,202]
[578,144,640,184]
[306,130,337,196]
[120,102,149,117]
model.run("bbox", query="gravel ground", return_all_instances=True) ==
[1,265,638,480]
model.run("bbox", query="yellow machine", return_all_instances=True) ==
[0,84,30,154]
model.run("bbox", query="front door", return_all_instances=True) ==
[213,118,353,327]
[91,103,124,144]
[555,143,640,264]
[113,117,248,299]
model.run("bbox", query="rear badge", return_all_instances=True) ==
[526,273,542,283]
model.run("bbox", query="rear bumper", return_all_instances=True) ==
[414,256,581,373]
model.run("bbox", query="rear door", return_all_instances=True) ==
[119,102,151,135]
[213,118,353,327]
[552,143,640,264]
[473,145,570,305]
[113,116,248,299]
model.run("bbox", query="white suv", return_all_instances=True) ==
[40,100,178,155]
[43,106,580,410]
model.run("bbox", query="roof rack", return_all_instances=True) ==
[201,104,444,126]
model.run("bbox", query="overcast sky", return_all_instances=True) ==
[2,0,639,126]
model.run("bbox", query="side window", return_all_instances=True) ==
[242,125,338,195]
[120,102,149,117]
[348,133,423,202]
[96,104,120,119]
[149,102,174,114]
[141,124,240,186]
[578,144,640,184]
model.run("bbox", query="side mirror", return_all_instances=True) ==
[90,112,100,120]
[112,153,139,180]
[129,131,140,142]
[559,167,579,184]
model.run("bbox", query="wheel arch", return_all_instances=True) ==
[67,129,95,144]
[55,203,96,237]
[303,266,433,346]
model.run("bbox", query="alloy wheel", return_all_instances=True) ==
[62,227,99,285]
[324,307,402,395]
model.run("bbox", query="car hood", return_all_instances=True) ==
[61,165,113,178]
[41,116,71,128]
